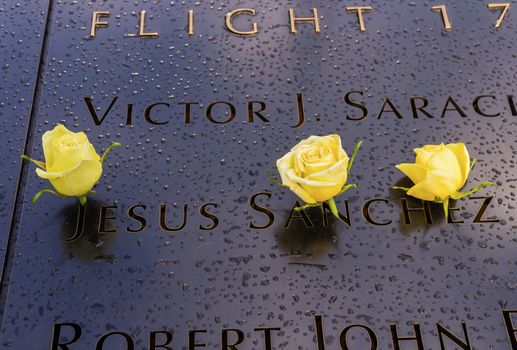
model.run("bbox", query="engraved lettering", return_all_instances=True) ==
[225,9,258,36]
[346,6,372,32]
[135,10,159,37]
[488,3,510,29]
[508,95,517,116]
[178,102,199,124]
[254,327,280,350]
[432,5,452,31]
[471,196,499,223]
[410,97,434,118]
[127,204,147,232]
[436,323,472,350]
[377,98,403,119]
[322,200,351,226]
[401,199,433,225]
[150,331,173,350]
[344,91,368,120]
[160,204,188,232]
[390,324,425,350]
[285,201,313,228]
[222,329,244,350]
[289,8,320,33]
[145,102,170,125]
[293,93,306,128]
[502,310,517,349]
[340,324,378,350]
[126,103,134,125]
[440,96,467,118]
[206,101,236,124]
[68,203,86,242]
[362,198,391,225]
[84,96,118,126]
[188,10,195,36]
[51,323,82,350]
[249,192,275,229]
[99,205,117,233]
[96,332,134,350]
[90,11,110,37]
[189,330,207,350]
[247,101,268,123]
[199,203,219,230]
[447,203,464,224]
[473,95,500,117]
[315,315,326,350]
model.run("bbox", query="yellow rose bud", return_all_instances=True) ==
[276,134,349,203]
[34,124,103,197]
[395,142,470,201]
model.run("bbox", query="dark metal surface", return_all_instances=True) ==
[1,1,516,348]
[0,2,49,279]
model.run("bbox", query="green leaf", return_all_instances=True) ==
[294,202,322,212]
[450,181,496,200]
[336,183,356,196]
[100,142,122,163]
[327,197,339,218]
[20,155,46,170]
[392,186,410,192]
[79,195,87,207]
[268,171,290,189]
[347,140,363,174]
[469,158,477,171]
[31,189,65,205]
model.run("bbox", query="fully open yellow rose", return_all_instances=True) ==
[276,135,350,204]
[35,124,103,197]
[396,143,470,201]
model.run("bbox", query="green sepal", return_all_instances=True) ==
[268,171,290,189]
[79,195,87,207]
[336,183,356,196]
[20,155,46,170]
[450,181,496,200]
[347,140,363,174]
[327,197,339,218]
[392,186,410,192]
[469,158,477,171]
[293,202,322,212]
[101,142,122,163]
[31,189,66,205]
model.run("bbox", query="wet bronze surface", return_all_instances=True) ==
[0,1,515,348]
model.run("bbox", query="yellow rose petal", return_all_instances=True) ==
[425,147,462,189]
[41,124,70,168]
[395,163,427,184]
[42,160,102,197]
[406,182,437,201]
[445,142,470,187]
[422,169,459,200]
[277,154,317,204]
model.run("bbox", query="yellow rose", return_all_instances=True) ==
[34,124,103,197]
[276,134,350,204]
[395,143,470,201]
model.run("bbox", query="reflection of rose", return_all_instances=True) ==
[35,124,103,197]
[276,135,349,203]
[396,143,470,201]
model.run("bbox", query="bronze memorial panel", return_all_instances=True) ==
[0,1,516,349]
[0,1,49,278]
